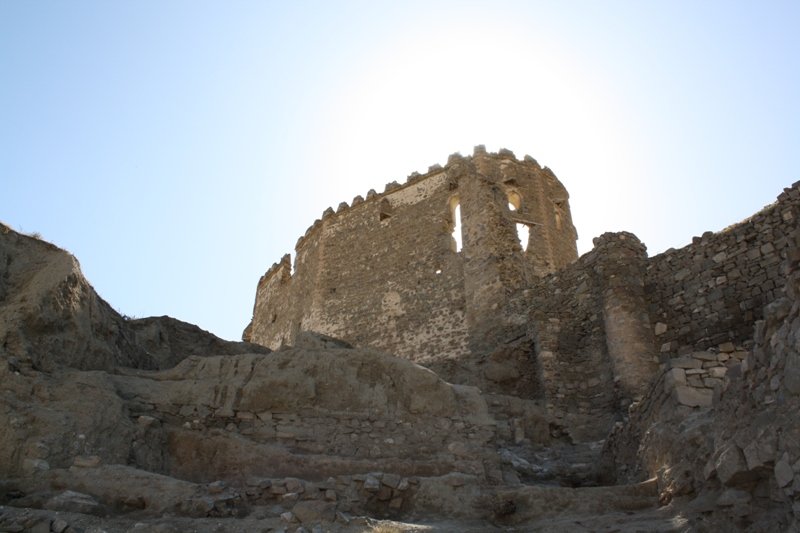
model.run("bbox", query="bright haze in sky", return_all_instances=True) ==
[2,1,799,341]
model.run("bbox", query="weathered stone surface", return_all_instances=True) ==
[785,352,800,395]
[44,491,102,515]
[285,478,304,494]
[691,351,718,362]
[716,489,752,506]
[362,476,381,492]
[664,368,686,393]
[775,457,795,487]
[72,455,101,468]
[671,386,712,408]
[716,445,758,486]
[138,415,158,427]
[743,441,769,471]
[719,343,736,353]
[707,367,727,379]
[22,458,49,474]
[447,442,471,458]
[669,358,703,370]
[29,521,50,533]
[51,519,70,533]
[381,473,401,489]
[292,500,336,523]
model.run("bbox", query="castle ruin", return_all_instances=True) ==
[244,146,577,364]
[246,145,790,427]
[2,146,799,530]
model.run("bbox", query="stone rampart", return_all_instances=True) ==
[246,148,797,440]
[646,182,799,359]
[509,177,795,422]
[512,232,657,429]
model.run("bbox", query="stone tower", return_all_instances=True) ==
[244,146,578,370]
[450,147,578,357]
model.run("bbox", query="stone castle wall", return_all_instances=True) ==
[501,184,797,418]
[245,146,579,366]
[246,148,796,427]
[249,168,471,364]
[645,182,799,359]
[512,232,657,423]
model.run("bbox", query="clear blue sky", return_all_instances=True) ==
[2,1,799,341]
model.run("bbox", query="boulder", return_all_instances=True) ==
[716,444,760,486]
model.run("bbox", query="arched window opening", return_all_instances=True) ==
[507,190,521,211]
[448,196,463,252]
[516,223,530,252]
[379,198,392,221]
[552,199,565,230]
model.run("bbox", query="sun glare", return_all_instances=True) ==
[307,17,636,259]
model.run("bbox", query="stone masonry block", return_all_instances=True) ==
[664,368,686,393]
[669,357,703,370]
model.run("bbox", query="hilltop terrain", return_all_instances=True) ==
[1,173,800,532]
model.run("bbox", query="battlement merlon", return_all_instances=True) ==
[256,253,292,288]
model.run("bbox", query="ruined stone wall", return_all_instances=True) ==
[246,147,579,366]
[645,181,800,359]
[484,179,796,426]
[520,253,613,417]
[247,223,324,349]
[140,400,496,477]
[250,168,470,363]
[600,222,800,530]
[513,232,657,423]
[493,181,797,440]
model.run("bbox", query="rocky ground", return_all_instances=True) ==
[1,221,799,532]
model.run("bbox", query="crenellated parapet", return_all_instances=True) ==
[256,253,292,288]
[292,146,556,253]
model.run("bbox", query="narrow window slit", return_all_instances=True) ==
[516,224,530,251]
[448,196,462,252]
